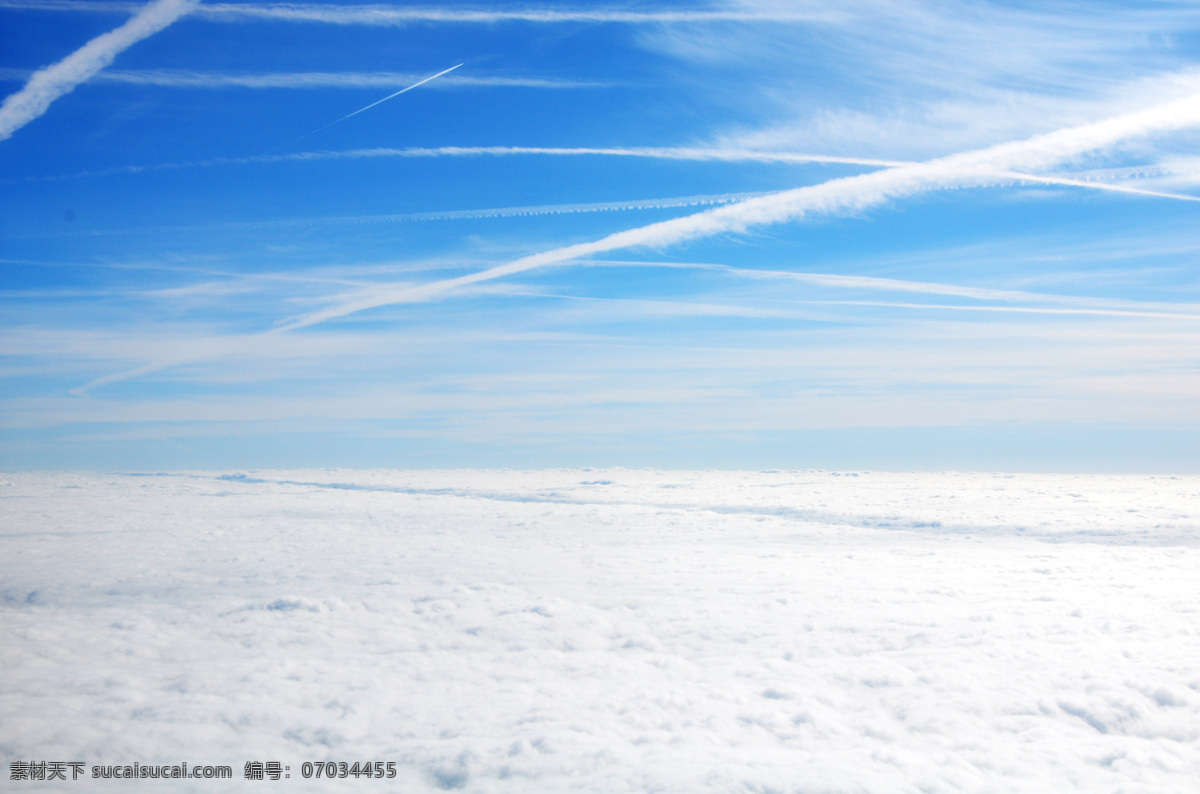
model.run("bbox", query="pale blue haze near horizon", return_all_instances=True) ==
[3,0,1200,471]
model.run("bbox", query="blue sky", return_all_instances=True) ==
[2,0,1200,471]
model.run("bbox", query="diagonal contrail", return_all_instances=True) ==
[277,63,462,149]
[73,84,1200,393]
[0,0,197,142]
[269,88,1200,333]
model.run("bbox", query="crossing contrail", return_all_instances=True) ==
[73,82,1200,393]
[278,63,462,149]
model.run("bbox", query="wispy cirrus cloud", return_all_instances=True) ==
[0,0,196,142]
[651,1,1200,161]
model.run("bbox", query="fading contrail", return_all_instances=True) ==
[278,64,462,149]
[13,146,908,183]
[0,1,843,25]
[17,143,1200,207]
[0,0,197,142]
[2,191,770,241]
[0,66,599,90]
[8,173,1194,243]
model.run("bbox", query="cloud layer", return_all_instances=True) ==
[5,470,1199,787]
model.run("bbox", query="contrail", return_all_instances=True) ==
[74,85,1200,393]
[0,66,600,90]
[17,143,1200,207]
[0,0,197,142]
[2,191,771,240]
[992,170,1200,204]
[806,300,1200,321]
[277,63,462,149]
[721,267,1200,312]
[13,146,909,183]
[7,173,1193,242]
[0,1,843,25]
[271,88,1200,333]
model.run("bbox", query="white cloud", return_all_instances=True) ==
[4,471,1200,788]
[0,0,197,142]
[648,1,1200,159]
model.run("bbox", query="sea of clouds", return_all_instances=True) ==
[2,469,1198,791]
